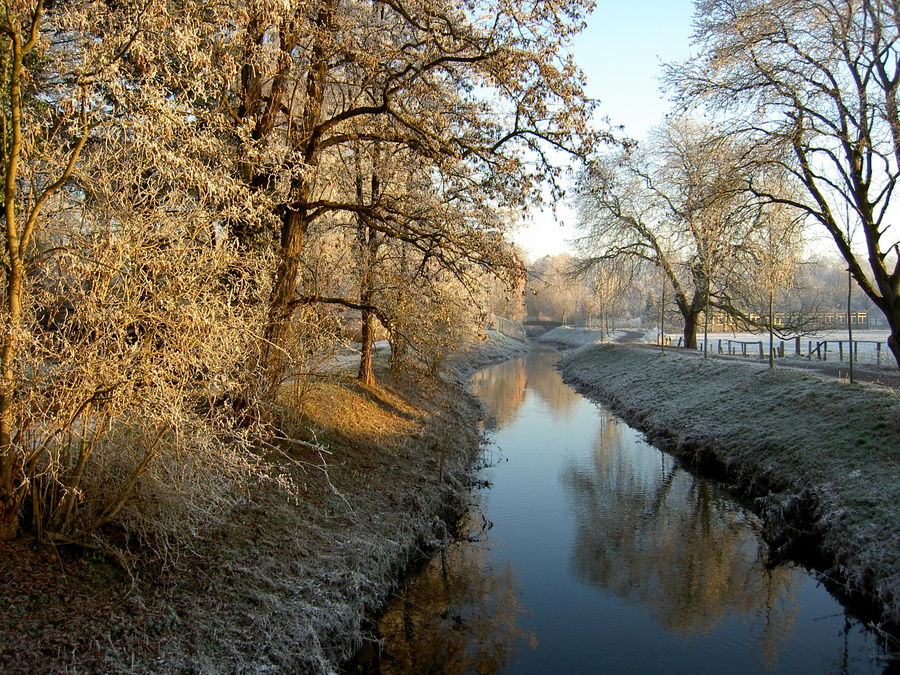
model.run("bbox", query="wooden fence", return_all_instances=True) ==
[663,334,894,368]
[804,340,888,366]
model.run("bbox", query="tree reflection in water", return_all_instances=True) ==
[563,409,801,670]
[471,349,584,428]
[368,351,883,674]
[520,350,582,420]
[375,510,536,674]
[471,359,528,429]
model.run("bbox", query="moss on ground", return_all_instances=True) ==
[559,343,900,632]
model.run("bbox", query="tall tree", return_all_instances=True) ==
[670,0,900,366]
[219,0,599,385]
[575,119,754,348]
[0,1,123,539]
[742,201,806,367]
[0,3,274,542]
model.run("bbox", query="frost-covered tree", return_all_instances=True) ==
[526,254,588,324]
[669,0,900,366]
[575,119,755,348]
[737,200,806,367]
[0,3,279,544]
[212,0,600,383]
[0,0,600,544]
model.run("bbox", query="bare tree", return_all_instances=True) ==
[526,254,589,324]
[669,0,900,366]
[0,2,131,539]
[742,201,806,367]
[575,119,755,348]
[0,3,285,544]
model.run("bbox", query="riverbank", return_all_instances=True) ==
[535,326,649,350]
[558,342,900,634]
[0,331,526,673]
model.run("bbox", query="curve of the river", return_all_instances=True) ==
[367,346,891,673]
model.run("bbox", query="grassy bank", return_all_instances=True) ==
[559,343,900,632]
[0,333,526,673]
[535,326,649,349]
[536,325,605,348]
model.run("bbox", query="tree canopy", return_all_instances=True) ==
[0,0,599,542]
[668,0,900,366]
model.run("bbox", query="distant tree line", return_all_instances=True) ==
[527,251,885,338]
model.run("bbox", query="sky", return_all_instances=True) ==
[511,0,697,261]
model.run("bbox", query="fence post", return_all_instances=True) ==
[779,341,785,358]
[718,339,722,355]
[853,341,858,362]
[839,341,844,361]
[795,336,801,356]
[877,342,882,366]
[758,341,764,359]
[824,341,828,361]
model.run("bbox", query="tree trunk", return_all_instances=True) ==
[682,311,699,349]
[258,4,332,388]
[356,151,380,387]
[0,34,28,540]
[673,289,699,350]
[847,268,854,382]
[357,225,376,385]
[0,265,24,540]
[768,288,775,369]
[864,276,900,369]
[358,308,375,386]
[260,207,308,386]
[0,266,23,539]
[887,306,900,369]
[703,309,709,359]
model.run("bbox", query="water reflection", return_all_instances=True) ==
[470,359,527,429]
[369,348,887,674]
[565,411,799,667]
[519,354,581,421]
[471,350,583,427]
[374,511,535,674]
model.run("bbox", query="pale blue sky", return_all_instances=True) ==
[513,0,697,260]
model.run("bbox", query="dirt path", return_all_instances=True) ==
[612,330,645,344]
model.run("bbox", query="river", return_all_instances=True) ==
[364,346,891,673]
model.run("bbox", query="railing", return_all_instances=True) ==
[661,334,895,368]
[663,335,771,358]
[804,340,888,366]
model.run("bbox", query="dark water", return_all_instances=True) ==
[371,347,892,673]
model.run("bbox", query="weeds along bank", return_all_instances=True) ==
[559,344,900,632]
[0,332,527,673]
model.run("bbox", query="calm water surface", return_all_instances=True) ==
[372,347,891,673]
